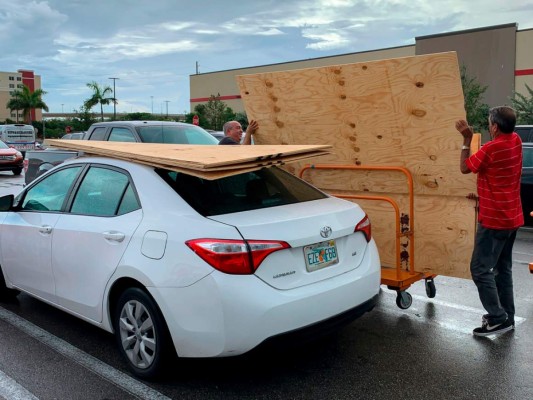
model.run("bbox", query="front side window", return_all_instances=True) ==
[21,167,82,212]
[156,166,327,216]
[109,127,136,142]
[70,166,140,216]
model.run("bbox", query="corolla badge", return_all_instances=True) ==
[320,226,332,238]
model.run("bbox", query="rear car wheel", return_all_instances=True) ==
[12,168,22,175]
[0,268,20,299]
[114,287,174,379]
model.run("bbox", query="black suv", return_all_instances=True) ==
[83,121,219,145]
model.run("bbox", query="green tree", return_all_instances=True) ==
[84,81,115,121]
[510,83,533,124]
[460,65,490,133]
[194,94,236,130]
[72,104,98,131]
[6,85,49,124]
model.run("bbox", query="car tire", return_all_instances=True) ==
[0,267,20,299]
[12,168,22,176]
[114,287,174,379]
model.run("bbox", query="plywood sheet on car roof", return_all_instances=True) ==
[236,51,478,279]
[44,140,332,179]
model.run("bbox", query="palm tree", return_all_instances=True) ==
[84,81,116,121]
[6,85,49,124]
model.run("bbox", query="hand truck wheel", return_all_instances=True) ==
[425,278,436,298]
[395,290,412,309]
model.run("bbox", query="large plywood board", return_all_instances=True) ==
[45,140,332,179]
[237,51,478,279]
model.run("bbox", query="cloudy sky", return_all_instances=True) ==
[2,0,533,116]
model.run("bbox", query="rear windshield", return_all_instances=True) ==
[156,166,328,216]
[137,125,218,145]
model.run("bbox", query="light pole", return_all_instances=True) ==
[165,100,170,118]
[151,96,154,114]
[61,104,64,113]
[108,77,119,120]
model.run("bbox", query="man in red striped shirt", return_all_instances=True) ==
[456,106,523,337]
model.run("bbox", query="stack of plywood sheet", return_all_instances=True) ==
[45,140,332,180]
[236,51,478,279]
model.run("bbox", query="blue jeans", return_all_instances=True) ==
[470,224,517,325]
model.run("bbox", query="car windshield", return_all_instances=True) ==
[156,166,328,216]
[137,125,218,145]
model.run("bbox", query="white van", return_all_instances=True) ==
[0,124,36,154]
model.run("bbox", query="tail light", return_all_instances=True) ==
[186,238,290,274]
[355,214,371,242]
[23,159,29,174]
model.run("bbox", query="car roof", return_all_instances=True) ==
[90,121,198,127]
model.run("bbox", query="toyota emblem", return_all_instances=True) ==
[320,226,332,238]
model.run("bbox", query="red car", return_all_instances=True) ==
[0,140,23,175]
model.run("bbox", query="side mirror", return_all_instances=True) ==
[0,195,14,211]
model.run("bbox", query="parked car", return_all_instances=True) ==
[206,130,225,141]
[24,121,219,184]
[0,140,23,175]
[516,125,533,143]
[522,143,533,226]
[0,156,381,378]
[83,121,218,144]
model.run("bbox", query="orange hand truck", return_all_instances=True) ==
[299,163,436,309]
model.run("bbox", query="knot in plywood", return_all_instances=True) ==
[411,109,427,117]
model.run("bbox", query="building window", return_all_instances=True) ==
[17,84,23,88]
[11,113,16,118]
[9,76,14,81]
[16,77,21,81]
[9,84,14,88]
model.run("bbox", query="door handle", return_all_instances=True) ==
[39,225,52,234]
[103,231,125,242]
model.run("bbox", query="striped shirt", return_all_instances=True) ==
[466,132,523,229]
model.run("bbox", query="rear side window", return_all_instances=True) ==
[138,125,218,144]
[109,127,136,142]
[88,127,106,141]
[156,166,327,216]
[516,127,533,143]
[70,167,140,216]
[524,146,533,168]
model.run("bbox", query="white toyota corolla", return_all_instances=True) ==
[0,156,381,378]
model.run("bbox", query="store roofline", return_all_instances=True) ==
[189,44,414,77]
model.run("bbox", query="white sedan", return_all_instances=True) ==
[0,156,381,378]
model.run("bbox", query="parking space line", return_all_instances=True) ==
[0,307,171,400]
[0,369,39,400]
[380,291,525,335]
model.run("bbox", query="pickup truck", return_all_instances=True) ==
[24,120,219,184]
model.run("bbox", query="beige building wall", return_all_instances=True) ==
[190,23,533,116]
[0,71,25,122]
[0,70,42,123]
[515,28,533,96]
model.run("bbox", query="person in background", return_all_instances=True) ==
[219,120,258,145]
[455,106,523,337]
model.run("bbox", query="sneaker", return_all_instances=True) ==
[473,318,513,336]
[482,314,515,329]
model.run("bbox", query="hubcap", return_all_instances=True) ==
[119,300,156,369]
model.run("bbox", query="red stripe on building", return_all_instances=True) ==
[190,95,242,103]
[515,69,533,76]
[18,70,36,122]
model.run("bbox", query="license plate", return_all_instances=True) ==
[304,239,339,272]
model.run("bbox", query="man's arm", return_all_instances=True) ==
[242,120,258,145]
[455,120,473,174]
